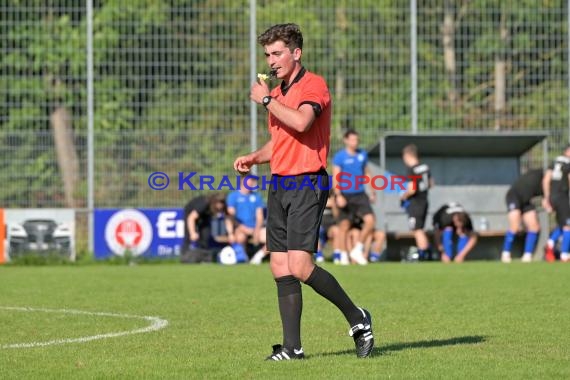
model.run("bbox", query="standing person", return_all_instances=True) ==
[233,23,374,360]
[542,146,570,262]
[332,129,377,265]
[501,169,544,263]
[400,144,433,261]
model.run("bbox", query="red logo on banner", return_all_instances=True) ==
[115,219,143,248]
[105,209,153,256]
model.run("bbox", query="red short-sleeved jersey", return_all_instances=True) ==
[268,68,331,175]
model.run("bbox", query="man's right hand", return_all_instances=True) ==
[190,231,199,242]
[233,155,254,175]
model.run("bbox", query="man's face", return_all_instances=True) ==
[344,134,359,150]
[264,40,301,79]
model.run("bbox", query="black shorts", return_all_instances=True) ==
[266,170,329,253]
[551,195,570,227]
[337,192,374,222]
[505,188,535,213]
[351,215,364,229]
[407,199,428,230]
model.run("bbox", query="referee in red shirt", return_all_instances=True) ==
[234,23,374,361]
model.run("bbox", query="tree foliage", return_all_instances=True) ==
[1,0,567,207]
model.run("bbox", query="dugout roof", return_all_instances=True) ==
[369,131,549,158]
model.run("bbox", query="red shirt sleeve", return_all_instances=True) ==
[297,75,330,116]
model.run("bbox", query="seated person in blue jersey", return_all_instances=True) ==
[432,203,477,263]
[226,175,267,264]
[182,193,232,263]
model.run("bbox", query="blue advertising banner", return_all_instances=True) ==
[94,208,184,259]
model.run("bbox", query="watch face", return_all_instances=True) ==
[263,96,271,106]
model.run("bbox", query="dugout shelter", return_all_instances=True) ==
[367,131,549,261]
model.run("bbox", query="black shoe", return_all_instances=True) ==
[265,344,305,361]
[349,308,374,358]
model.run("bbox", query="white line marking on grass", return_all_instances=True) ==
[0,306,168,349]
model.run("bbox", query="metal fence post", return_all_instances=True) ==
[410,0,418,135]
[249,0,257,174]
[86,0,94,254]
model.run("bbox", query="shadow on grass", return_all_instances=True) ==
[312,335,487,359]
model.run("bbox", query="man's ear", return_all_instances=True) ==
[293,47,302,62]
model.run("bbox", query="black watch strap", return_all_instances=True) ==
[262,96,273,108]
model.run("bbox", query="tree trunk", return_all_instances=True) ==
[50,106,79,208]
[494,10,508,130]
[442,0,458,106]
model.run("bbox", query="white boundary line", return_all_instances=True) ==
[0,306,168,349]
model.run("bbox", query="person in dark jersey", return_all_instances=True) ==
[501,169,544,263]
[182,193,231,263]
[542,146,570,262]
[432,202,477,263]
[400,144,433,260]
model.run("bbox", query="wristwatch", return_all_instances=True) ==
[262,95,273,108]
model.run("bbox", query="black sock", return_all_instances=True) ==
[304,266,362,326]
[275,275,302,350]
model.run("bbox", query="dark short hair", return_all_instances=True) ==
[343,129,358,139]
[258,23,303,51]
[402,144,418,157]
[208,193,226,209]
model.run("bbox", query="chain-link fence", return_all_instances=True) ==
[1,0,568,251]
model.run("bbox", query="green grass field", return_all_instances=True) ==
[0,262,568,379]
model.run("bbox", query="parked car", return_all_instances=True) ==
[8,219,72,258]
